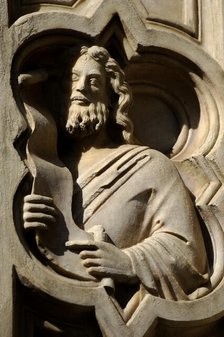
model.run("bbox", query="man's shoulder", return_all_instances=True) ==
[121,144,180,179]
[121,144,173,166]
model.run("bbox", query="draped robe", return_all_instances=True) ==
[73,144,209,303]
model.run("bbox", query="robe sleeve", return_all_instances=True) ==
[123,150,209,300]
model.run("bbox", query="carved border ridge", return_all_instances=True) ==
[131,0,200,39]
[125,56,222,160]
[22,0,77,5]
[8,0,104,26]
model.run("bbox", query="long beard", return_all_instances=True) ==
[65,102,109,138]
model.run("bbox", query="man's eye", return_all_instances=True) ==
[90,77,100,86]
[71,74,79,81]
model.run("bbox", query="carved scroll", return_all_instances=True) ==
[18,72,96,281]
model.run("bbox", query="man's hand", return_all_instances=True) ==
[23,194,58,230]
[66,240,137,283]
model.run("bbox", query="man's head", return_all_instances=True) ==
[61,45,134,144]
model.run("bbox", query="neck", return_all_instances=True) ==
[59,125,121,178]
[72,125,115,155]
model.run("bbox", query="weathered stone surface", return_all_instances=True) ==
[138,0,198,36]
[2,1,224,336]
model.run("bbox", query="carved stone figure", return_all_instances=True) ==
[21,45,210,320]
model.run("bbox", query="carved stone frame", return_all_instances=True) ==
[1,1,224,336]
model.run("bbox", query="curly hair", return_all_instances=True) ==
[62,45,135,144]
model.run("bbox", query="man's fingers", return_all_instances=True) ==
[24,221,47,230]
[23,212,56,224]
[24,194,54,206]
[79,250,101,259]
[23,194,57,231]
[87,266,116,277]
[82,258,102,268]
[23,203,57,216]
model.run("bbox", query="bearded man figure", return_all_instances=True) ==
[23,46,209,318]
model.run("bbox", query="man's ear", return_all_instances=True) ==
[107,81,117,111]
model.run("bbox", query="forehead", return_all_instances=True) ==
[71,54,106,76]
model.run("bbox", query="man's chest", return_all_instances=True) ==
[73,171,154,248]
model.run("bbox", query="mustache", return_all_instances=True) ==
[65,102,109,137]
[70,95,90,104]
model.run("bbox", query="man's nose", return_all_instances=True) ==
[76,76,87,93]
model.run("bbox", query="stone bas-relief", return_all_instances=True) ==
[1,0,224,335]
[20,45,210,326]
